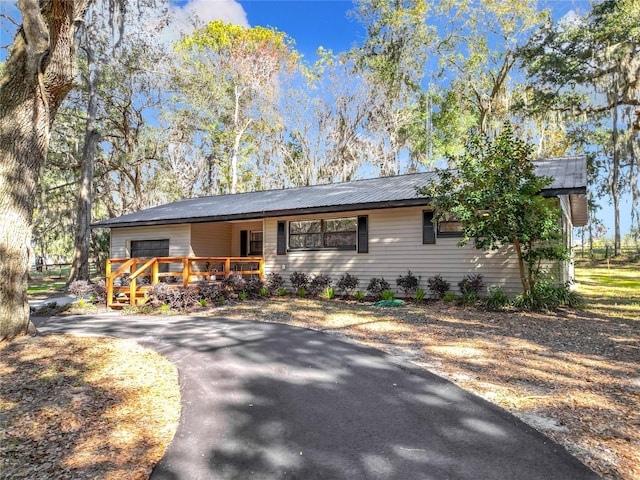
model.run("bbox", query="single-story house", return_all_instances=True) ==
[93,156,587,305]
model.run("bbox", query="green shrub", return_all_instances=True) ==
[276,287,288,296]
[198,299,207,307]
[239,291,248,300]
[321,287,335,299]
[513,280,585,311]
[297,287,307,298]
[396,270,421,297]
[414,288,426,303]
[443,292,457,302]
[427,274,450,299]
[459,290,478,306]
[485,287,509,310]
[354,290,366,301]
[259,286,269,297]
[381,290,394,301]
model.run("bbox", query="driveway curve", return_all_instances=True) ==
[34,313,601,480]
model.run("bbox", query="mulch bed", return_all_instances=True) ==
[0,334,181,480]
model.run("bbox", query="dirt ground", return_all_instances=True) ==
[0,334,181,480]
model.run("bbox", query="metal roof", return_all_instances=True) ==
[93,156,587,228]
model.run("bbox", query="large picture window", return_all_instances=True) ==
[289,217,357,250]
[130,239,169,258]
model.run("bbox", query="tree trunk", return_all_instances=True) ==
[69,47,100,283]
[0,0,89,340]
[612,102,621,256]
[512,239,530,295]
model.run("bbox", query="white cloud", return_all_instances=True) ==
[164,0,249,44]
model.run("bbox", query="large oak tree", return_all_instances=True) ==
[0,0,93,339]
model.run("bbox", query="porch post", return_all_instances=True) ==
[182,258,189,287]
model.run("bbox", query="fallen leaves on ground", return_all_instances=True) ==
[211,298,639,480]
[0,334,181,480]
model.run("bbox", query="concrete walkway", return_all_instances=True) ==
[33,314,601,480]
[29,295,76,310]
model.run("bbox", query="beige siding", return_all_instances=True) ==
[110,224,191,258]
[264,206,524,295]
[191,222,232,257]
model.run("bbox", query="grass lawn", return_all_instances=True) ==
[575,259,640,322]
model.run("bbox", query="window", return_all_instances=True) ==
[423,211,436,244]
[437,220,463,237]
[289,217,357,250]
[130,239,169,258]
[249,231,263,255]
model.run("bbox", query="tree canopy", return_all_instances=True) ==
[420,124,568,295]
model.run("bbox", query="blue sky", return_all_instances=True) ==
[0,0,633,238]
[240,1,362,60]
[230,0,631,239]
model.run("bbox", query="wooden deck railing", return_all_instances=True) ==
[106,256,264,308]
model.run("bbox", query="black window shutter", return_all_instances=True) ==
[240,230,248,257]
[423,211,436,244]
[277,221,286,255]
[357,216,368,253]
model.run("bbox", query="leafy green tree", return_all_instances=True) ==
[420,124,568,295]
[174,20,299,194]
[431,0,547,136]
[349,0,433,174]
[521,0,640,256]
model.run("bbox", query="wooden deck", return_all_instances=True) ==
[106,256,264,308]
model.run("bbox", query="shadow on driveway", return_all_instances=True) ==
[34,314,601,480]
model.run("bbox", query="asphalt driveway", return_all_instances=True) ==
[34,313,601,480]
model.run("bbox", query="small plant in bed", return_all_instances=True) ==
[485,287,509,310]
[381,290,395,301]
[427,274,450,299]
[396,270,421,297]
[458,274,484,296]
[265,272,285,294]
[308,274,332,296]
[290,272,310,291]
[366,277,391,300]
[320,287,335,299]
[336,273,360,297]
